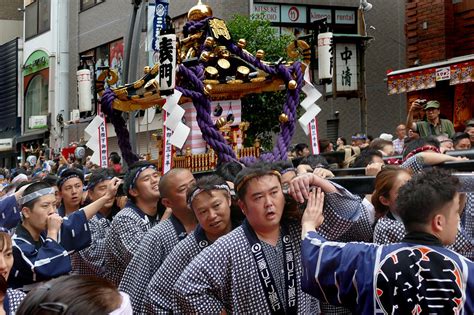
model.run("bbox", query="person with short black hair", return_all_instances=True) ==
[57,168,85,217]
[71,168,118,276]
[108,152,122,175]
[175,162,371,314]
[104,161,161,286]
[16,275,132,315]
[301,168,474,314]
[318,139,333,153]
[119,168,196,313]
[294,143,310,158]
[352,149,384,168]
[452,132,471,150]
[145,174,234,313]
[9,178,120,290]
[175,163,320,313]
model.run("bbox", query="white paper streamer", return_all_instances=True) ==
[298,67,322,135]
[85,115,108,166]
[161,90,190,149]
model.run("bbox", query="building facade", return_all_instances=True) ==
[68,0,162,161]
[0,0,23,168]
[16,0,70,165]
[387,0,474,131]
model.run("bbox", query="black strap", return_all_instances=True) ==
[169,215,188,241]
[194,224,211,249]
[242,220,297,314]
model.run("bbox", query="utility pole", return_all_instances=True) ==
[359,44,368,135]
[123,0,145,159]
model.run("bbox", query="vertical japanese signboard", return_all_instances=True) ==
[336,43,358,91]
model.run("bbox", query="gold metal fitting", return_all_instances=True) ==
[288,80,297,90]
[187,0,213,21]
[205,66,219,79]
[238,39,247,49]
[204,37,215,48]
[144,66,151,74]
[216,46,230,58]
[236,66,250,80]
[256,50,265,60]
[215,116,227,129]
[279,113,289,123]
[204,84,212,96]
[200,51,211,62]
[217,58,230,71]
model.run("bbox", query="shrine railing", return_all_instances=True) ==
[172,145,260,173]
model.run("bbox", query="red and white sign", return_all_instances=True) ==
[252,3,280,22]
[162,111,174,174]
[335,10,355,24]
[309,119,320,154]
[98,113,108,168]
[436,66,451,81]
[281,5,306,23]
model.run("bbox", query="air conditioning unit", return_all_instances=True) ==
[29,115,48,129]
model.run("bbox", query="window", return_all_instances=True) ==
[80,0,104,11]
[326,119,339,144]
[25,74,49,132]
[25,0,50,40]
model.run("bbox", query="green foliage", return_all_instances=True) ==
[227,14,296,149]
[227,14,293,62]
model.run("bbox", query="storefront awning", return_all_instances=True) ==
[15,130,49,144]
[386,54,474,95]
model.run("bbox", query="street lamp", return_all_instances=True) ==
[77,55,97,116]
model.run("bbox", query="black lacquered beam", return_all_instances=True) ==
[328,173,474,195]
[331,159,474,177]
[384,149,474,162]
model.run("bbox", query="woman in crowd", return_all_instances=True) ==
[0,228,25,315]
[16,275,131,314]
[371,166,412,244]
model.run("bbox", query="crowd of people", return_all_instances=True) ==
[0,98,471,314]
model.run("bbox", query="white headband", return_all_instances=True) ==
[187,184,230,209]
[18,187,55,206]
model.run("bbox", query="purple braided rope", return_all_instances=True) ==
[177,65,236,162]
[227,42,277,75]
[259,152,276,163]
[183,17,212,37]
[100,89,139,166]
[239,156,257,166]
[272,61,303,161]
